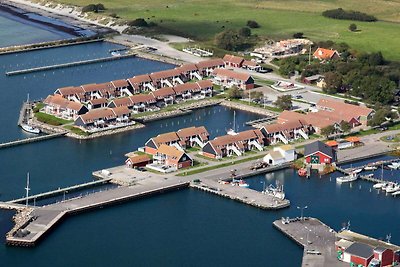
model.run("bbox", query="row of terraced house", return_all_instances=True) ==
[40,56,255,132]
[259,98,374,145]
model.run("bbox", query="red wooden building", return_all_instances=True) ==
[304,141,337,165]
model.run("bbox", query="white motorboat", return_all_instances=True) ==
[386,184,400,193]
[388,162,400,170]
[373,182,387,189]
[352,168,363,174]
[364,166,377,171]
[21,123,40,134]
[111,51,121,57]
[336,173,358,183]
[392,191,400,196]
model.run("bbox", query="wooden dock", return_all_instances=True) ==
[273,217,347,267]
[8,178,113,204]
[5,54,136,76]
[246,116,277,126]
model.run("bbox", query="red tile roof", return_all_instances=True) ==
[112,106,130,116]
[111,79,129,88]
[196,79,213,89]
[212,68,252,82]
[79,108,116,123]
[88,98,108,105]
[317,98,373,118]
[44,94,84,111]
[173,83,200,94]
[151,87,176,98]
[176,63,198,73]
[223,54,244,65]
[81,82,114,93]
[111,97,133,107]
[176,126,210,141]
[313,48,339,60]
[150,69,181,80]
[55,86,84,96]
[196,59,225,70]
[129,94,156,104]
[127,74,152,85]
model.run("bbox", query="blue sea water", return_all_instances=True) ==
[1,10,400,267]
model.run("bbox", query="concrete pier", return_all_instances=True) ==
[6,54,136,76]
[191,180,290,210]
[5,180,189,246]
[273,217,347,267]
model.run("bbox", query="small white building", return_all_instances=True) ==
[263,145,296,166]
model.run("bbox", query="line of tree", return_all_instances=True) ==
[322,8,377,22]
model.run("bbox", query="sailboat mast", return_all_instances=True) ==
[25,172,30,208]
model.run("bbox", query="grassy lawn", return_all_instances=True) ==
[254,77,275,87]
[63,125,90,136]
[35,112,73,126]
[230,98,282,112]
[33,102,45,113]
[176,154,265,176]
[58,0,400,61]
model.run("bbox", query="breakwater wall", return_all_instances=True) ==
[6,53,136,76]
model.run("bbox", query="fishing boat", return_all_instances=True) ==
[21,123,40,134]
[363,166,377,171]
[336,172,358,183]
[262,183,285,200]
[238,180,249,188]
[298,168,307,177]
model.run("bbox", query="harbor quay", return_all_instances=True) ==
[274,217,400,267]
[273,217,348,267]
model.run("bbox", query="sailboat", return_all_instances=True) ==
[373,163,387,189]
[227,110,238,135]
[20,93,40,134]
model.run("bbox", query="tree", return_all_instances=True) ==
[246,20,260,28]
[226,86,243,99]
[127,18,148,27]
[238,27,251,37]
[214,29,247,51]
[340,121,352,133]
[321,125,336,138]
[293,32,304,38]
[249,91,263,100]
[349,23,357,32]
[323,71,343,94]
[368,108,392,127]
[274,95,292,110]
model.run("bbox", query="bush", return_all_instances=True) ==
[322,8,377,22]
[293,32,304,38]
[246,20,260,28]
[109,13,118,18]
[82,3,106,13]
[349,23,357,32]
[238,27,251,37]
[127,18,148,27]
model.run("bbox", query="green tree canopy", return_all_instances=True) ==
[274,95,292,110]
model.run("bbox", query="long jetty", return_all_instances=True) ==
[0,132,66,149]
[245,115,277,126]
[0,38,103,55]
[5,180,189,246]
[6,54,136,76]
[8,178,113,204]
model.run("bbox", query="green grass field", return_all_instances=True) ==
[58,0,400,60]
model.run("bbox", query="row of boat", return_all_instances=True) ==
[373,182,400,195]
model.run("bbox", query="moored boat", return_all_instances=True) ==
[21,123,40,134]
[238,180,249,188]
[392,191,400,196]
[373,182,387,189]
[336,173,358,183]
[363,166,377,171]
[298,168,307,177]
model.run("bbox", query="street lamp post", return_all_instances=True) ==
[297,205,308,220]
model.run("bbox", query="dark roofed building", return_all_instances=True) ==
[304,141,337,165]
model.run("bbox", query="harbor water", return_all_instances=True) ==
[1,9,400,267]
